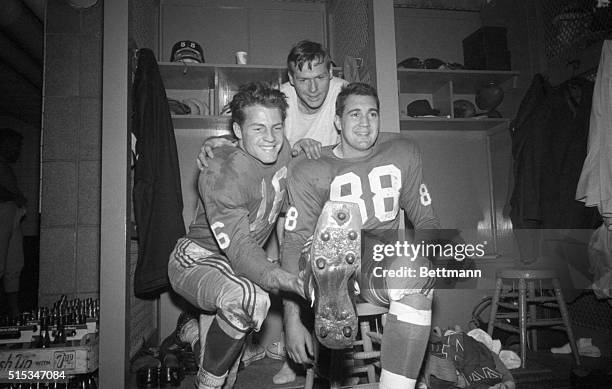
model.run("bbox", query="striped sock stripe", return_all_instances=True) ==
[174,238,191,262]
[379,369,416,389]
[205,257,256,318]
[199,259,255,319]
[217,310,250,335]
[388,300,432,326]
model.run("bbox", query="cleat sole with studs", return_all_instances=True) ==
[309,201,362,349]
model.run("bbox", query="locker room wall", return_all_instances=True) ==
[40,0,104,308]
[393,4,531,328]
[393,1,577,328]
[129,0,159,56]
[395,8,481,65]
[160,0,326,65]
[402,130,515,327]
[394,8,493,328]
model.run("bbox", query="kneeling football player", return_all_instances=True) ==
[167,82,304,389]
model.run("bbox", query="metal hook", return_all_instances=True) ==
[181,60,189,75]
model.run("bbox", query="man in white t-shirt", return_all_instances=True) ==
[279,40,347,153]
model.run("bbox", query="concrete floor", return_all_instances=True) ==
[129,343,612,389]
[129,297,612,388]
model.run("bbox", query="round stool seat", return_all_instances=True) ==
[496,268,558,280]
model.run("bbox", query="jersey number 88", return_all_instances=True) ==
[286,165,431,230]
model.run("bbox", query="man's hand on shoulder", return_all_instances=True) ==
[197,135,238,170]
[291,138,322,160]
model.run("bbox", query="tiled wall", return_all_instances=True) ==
[39,0,103,306]
[129,0,159,56]
[160,0,325,65]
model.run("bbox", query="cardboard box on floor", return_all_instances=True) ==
[0,334,98,379]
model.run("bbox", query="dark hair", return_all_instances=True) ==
[0,128,23,144]
[287,40,332,75]
[229,82,289,126]
[335,83,380,116]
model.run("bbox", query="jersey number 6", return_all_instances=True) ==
[211,221,230,249]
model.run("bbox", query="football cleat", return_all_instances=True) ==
[160,311,197,357]
[309,201,362,349]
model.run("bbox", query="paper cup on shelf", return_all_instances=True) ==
[235,51,248,65]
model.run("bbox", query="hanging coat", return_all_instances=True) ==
[510,74,600,229]
[540,78,600,229]
[132,49,185,297]
[576,40,612,227]
[509,74,551,228]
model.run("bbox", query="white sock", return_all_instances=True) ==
[272,361,296,384]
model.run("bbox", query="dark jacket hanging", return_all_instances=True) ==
[509,74,551,228]
[540,78,600,228]
[132,49,185,297]
[510,74,600,230]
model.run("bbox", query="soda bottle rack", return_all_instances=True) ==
[0,296,99,346]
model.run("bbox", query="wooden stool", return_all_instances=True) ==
[487,268,580,368]
[304,302,387,388]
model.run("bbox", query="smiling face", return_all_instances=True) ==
[334,94,380,158]
[233,104,284,164]
[288,61,332,113]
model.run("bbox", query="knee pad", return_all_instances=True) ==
[250,289,271,331]
[219,286,270,334]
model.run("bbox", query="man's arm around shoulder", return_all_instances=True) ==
[197,134,239,169]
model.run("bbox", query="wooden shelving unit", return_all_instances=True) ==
[399,116,510,132]
[397,68,519,131]
[160,62,343,130]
